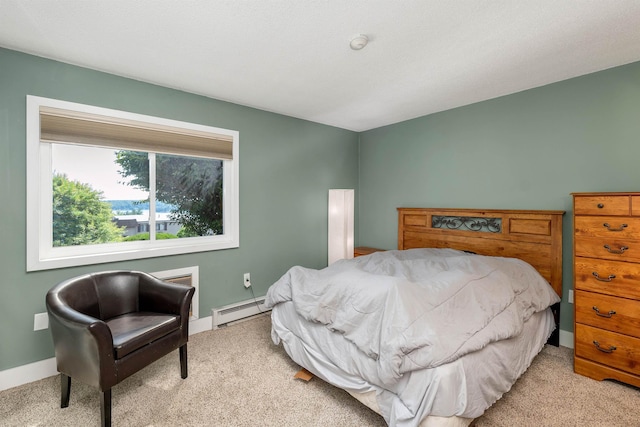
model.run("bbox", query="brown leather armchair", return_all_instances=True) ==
[46,270,195,427]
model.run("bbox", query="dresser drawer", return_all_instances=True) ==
[575,324,640,376]
[575,235,640,263]
[632,196,640,216]
[574,257,640,300]
[574,216,640,238]
[574,195,630,216]
[575,290,640,337]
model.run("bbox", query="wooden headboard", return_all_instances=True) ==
[398,208,565,297]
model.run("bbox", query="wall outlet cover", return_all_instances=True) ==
[34,312,49,331]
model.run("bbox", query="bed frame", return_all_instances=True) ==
[398,207,565,344]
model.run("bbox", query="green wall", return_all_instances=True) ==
[3,45,639,373]
[0,48,359,371]
[358,60,640,332]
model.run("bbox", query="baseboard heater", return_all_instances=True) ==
[211,297,269,329]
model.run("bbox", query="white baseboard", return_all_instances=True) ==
[189,315,213,335]
[0,357,57,392]
[0,315,213,392]
[559,330,574,349]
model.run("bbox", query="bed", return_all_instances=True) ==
[266,208,564,426]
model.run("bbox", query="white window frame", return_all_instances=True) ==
[26,95,239,272]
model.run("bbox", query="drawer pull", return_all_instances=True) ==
[597,203,604,208]
[604,244,628,254]
[592,306,616,318]
[592,272,616,282]
[603,223,628,232]
[592,341,617,353]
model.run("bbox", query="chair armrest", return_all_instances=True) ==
[46,296,116,389]
[137,272,195,318]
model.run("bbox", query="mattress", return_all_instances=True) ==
[271,300,555,427]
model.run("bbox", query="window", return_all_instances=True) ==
[26,96,239,271]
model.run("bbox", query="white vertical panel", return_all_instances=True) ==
[152,266,199,320]
[328,189,354,265]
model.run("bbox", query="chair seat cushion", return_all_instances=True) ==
[107,312,180,359]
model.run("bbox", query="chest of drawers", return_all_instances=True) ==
[573,192,640,387]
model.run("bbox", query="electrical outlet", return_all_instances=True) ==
[34,312,49,331]
[568,289,574,304]
[243,273,251,288]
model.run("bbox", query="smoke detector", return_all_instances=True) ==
[350,34,369,50]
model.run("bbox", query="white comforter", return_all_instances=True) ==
[266,249,560,389]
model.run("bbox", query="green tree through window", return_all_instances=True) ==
[52,174,124,246]
[116,151,223,236]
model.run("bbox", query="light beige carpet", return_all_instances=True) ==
[1,314,638,426]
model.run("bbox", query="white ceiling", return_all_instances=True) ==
[2,1,640,132]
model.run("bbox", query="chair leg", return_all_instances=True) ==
[180,344,188,379]
[60,374,71,408]
[100,389,112,427]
